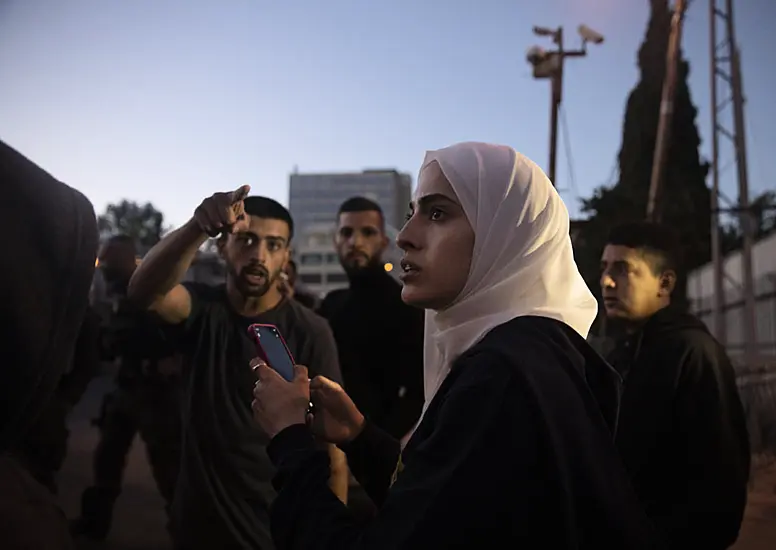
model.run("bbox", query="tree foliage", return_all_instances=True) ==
[751,191,776,237]
[97,200,165,252]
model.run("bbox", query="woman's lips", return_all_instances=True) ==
[399,260,421,282]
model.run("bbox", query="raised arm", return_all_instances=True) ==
[127,185,250,324]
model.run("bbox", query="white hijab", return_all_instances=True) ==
[419,142,598,412]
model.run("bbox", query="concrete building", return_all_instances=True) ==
[293,223,346,297]
[289,168,411,297]
[688,231,776,362]
[289,169,412,235]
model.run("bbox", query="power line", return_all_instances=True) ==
[559,105,580,202]
[744,103,773,195]
[605,155,619,187]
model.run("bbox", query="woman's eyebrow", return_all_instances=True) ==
[410,193,458,210]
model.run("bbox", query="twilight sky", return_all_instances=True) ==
[1,0,773,227]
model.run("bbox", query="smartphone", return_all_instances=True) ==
[247,323,296,382]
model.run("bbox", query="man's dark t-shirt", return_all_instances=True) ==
[170,283,342,550]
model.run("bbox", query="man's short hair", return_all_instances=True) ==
[337,196,384,229]
[606,222,681,276]
[108,234,134,244]
[105,234,137,254]
[243,196,294,242]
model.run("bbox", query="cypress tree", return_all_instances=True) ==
[576,0,712,308]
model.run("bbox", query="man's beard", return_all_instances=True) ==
[101,268,131,295]
[341,251,382,277]
[228,263,281,298]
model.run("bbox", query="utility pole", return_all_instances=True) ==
[527,25,604,187]
[709,0,758,364]
[709,0,726,345]
[548,26,563,189]
[646,0,689,222]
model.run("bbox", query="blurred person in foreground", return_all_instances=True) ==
[0,140,98,549]
[250,142,661,549]
[318,197,424,443]
[72,235,183,541]
[128,192,346,549]
[279,259,318,309]
[600,222,750,550]
[15,305,102,495]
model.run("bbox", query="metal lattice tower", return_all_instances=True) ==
[709,0,757,360]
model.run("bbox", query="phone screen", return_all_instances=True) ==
[251,324,295,382]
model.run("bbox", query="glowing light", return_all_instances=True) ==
[384,262,393,272]
[95,258,99,267]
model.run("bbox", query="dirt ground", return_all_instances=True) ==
[732,460,776,550]
[58,376,171,550]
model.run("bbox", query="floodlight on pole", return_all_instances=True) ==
[526,23,604,187]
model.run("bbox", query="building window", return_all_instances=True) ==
[326,253,339,264]
[300,273,322,284]
[300,253,323,265]
[327,273,348,284]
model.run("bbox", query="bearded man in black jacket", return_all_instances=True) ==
[318,197,424,522]
[600,222,750,550]
[318,197,424,442]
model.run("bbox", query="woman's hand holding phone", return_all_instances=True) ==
[307,376,365,445]
[248,336,366,445]
[251,360,310,438]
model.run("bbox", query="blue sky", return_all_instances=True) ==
[1,0,773,228]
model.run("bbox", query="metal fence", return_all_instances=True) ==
[690,274,776,362]
[736,364,776,468]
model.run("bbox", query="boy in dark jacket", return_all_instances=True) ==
[600,222,750,550]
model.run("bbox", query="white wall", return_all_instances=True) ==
[688,232,776,360]
[688,232,776,298]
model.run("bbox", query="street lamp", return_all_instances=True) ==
[526,24,605,187]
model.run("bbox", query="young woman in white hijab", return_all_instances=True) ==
[251,142,661,549]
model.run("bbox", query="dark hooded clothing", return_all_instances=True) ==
[0,140,98,548]
[16,305,102,493]
[266,316,662,549]
[58,305,103,408]
[318,266,424,440]
[606,306,750,550]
